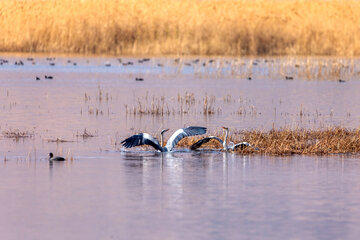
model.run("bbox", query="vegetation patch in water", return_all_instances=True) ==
[178,127,360,155]
[2,129,34,140]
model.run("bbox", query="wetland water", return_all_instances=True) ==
[1,55,360,239]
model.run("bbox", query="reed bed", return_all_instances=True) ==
[177,127,360,155]
[2,129,34,140]
[125,93,222,116]
[1,0,360,56]
[123,92,256,116]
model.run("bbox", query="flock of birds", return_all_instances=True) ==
[120,126,258,152]
[4,57,258,161]
[48,126,257,161]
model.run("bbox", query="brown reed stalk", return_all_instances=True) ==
[1,0,360,56]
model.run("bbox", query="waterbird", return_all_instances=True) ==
[121,126,207,152]
[190,126,258,151]
[14,60,24,66]
[49,152,65,161]
[138,58,150,63]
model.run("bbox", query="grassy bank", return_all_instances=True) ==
[1,0,360,56]
[178,127,360,155]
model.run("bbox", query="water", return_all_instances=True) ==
[1,152,360,240]
[1,55,360,239]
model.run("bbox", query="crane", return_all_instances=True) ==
[190,127,258,151]
[121,126,207,152]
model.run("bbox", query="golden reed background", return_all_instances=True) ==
[1,0,360,56]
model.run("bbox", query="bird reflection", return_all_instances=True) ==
[119,150,253,215]
[121,152,162,168]
[48,157,66,183]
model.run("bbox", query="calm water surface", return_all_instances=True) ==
[1,55,360,239]
[1,153,360,240]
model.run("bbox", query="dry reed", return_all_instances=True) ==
[125,93,222,116]
[2,129,34,140]
[76,128,97,138]
[178,127,360,155]
[1,0,360,56]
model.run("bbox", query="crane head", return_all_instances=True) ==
[221,126,229,130]
[161,128,170,134]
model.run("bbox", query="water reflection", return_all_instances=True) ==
[1,152,360,239]
[120,151,255,218]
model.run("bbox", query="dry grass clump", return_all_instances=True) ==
[125,96,171,115]
[76,128,97,138]
[125,93,225,116]
[2,129,34,140]
[179,127,360,155]
[1,0,360,56]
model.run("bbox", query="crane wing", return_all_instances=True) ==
[121,133,163,151]
[233,142,251,150]
[165,126,207,151]
[190,136,223,150]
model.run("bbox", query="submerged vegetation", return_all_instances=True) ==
[1,0,360,56]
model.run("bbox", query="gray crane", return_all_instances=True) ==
[190,127,258,151]
[121,126,207,152]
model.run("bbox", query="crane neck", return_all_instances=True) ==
[160,132,169,152]
[223,129,229,150]
[160,132,164,147]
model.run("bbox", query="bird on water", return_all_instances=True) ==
[48,152,66,161]
[121,126,207,152]
[190,126,258,151]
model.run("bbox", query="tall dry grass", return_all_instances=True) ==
[1,0,360,56]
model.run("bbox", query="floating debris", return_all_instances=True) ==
[46,138,75,143]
